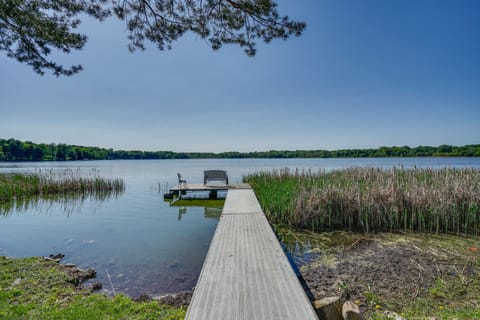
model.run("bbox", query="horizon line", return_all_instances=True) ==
[1,137,479,154]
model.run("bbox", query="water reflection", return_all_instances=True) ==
[275,226,326,268]
[176,206,222,221]
[0,190,124,216]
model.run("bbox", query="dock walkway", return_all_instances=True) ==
[185,188,318,320]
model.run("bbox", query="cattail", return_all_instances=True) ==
[244,167,480,235]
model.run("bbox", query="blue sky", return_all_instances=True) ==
[1,0,479,152]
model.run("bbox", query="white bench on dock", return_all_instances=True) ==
[185,188,318,320]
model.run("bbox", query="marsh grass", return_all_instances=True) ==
[245,167,480,235]
[0,170,125,214]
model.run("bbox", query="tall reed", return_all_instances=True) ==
[0,170,125,210]
[245,167,480,235]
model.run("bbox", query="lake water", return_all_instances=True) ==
[1,158,479,297]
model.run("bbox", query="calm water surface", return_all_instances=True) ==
[1,158,479,297]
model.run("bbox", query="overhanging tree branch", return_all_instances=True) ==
[0,0,306,76]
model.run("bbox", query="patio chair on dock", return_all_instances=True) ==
[177,173,187,189]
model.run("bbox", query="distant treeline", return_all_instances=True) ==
[0,138,479,161]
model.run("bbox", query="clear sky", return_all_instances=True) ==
[1,0,479,152]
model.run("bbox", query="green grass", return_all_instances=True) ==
[245,167,480,235]
[0,256,185,320]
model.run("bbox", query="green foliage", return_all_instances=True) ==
[0,256,186,319]
[245,167,480,235]
[1,138,479,162]
[0,0,305,76]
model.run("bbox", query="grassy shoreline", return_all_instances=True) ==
[247,167,480,319]
[246,167,480,235]
[0,256,185,320]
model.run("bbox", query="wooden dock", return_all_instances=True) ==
[185,188,319,320]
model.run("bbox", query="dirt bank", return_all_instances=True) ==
[291,232,480,318]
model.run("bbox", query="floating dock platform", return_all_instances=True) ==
[165,183,251,199]
[169,183,251,192]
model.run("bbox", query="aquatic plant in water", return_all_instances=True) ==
[0,169,125,214]
[245,167,480,235]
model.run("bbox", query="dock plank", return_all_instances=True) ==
[185,189,318,320]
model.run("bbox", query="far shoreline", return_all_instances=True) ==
[1,138,479,161]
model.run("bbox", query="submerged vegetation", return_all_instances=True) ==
[0,170,124,214]
[1,138,479,161]
[0,256,185,319]
[245,167,480,235]
[170,199,225,209]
